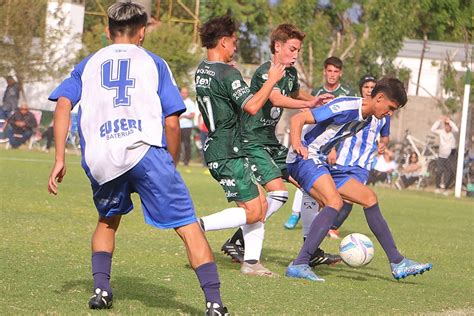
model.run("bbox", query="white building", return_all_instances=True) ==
[394,39,473,98]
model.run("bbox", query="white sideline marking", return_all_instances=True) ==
[0,157,80,164]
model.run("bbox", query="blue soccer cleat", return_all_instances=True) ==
[285,262,325,282]
[391,258,433,280]
[284,214,300,229]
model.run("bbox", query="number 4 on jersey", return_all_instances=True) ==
[101,59,135,107]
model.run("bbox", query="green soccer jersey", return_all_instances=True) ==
[241,61,299,145]
[195,60,253,162]
[311,83,355,97]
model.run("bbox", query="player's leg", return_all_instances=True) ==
[200,158,261,232]
[132,147,228,311]
[338,179,432,279]
[284,189,302,229]
[327,201,353,239]
[88,171,135,310]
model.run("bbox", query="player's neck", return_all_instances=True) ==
[112,36,141,45]
[324,82,340,92]
[207,49,229,63]
[361,99,374,119]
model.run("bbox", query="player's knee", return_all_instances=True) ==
[244,208,263,224]
[326,196,343,211]
[362,189,378,208]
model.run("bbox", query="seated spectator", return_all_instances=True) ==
[367,149,397,185]
[42,121,54,152]
[6,103,38,148]
[395,152,422,189]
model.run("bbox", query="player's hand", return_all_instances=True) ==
[267,63,285,84]
[294,144,308,160]
[378,142,386,154]
[327,148,337,164]
[48,160,67,195]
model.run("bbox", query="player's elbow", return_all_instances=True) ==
[243,103,258,116]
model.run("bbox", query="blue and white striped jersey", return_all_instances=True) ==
[49,44,185,185]
[336,116,390,170]
[286,97,370,163]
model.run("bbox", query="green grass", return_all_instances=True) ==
[1,148,473,315]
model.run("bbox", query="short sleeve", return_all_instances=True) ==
[224,68,252,108]
[156,58,186,117]
[380,116,391,137]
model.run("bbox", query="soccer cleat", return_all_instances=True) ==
[309,248,343,267]
[221,239,244,263]
[327,229,340,239]
[88,288,113,310]
[391,258,433,280]
[240,262,277,277]
[285,262,325,282]
[284,214,300,229]
[206,302,230,316]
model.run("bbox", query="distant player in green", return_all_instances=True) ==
[195,15,286,277]
[285,56,356,235]
[311,56,355,97]
[220,24,337,270]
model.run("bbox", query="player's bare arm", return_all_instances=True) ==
[164,114,181,165]
[48,97,72,195]
[290,110,315,159]
[378,136,390,154]
[243,63,285,115]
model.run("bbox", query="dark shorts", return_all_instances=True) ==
[245,142,288,185]
[91,147,197,229]
[207,157,259,202]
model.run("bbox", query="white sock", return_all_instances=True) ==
[242,221,265,262]
[201,207,247,231]
[291,189,303,215]
[265,190,288,220]
[300,191,320,237]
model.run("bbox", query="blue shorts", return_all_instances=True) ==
[91,147,197,229]
[330,164,369,186]
[287,157,369,193]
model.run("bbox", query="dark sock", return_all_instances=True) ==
[229,228,244,246]
[195,262,222,305]
[293,207,338,265]
[364,203,404,264]
[92,252,113,295]
[331,201,353,229]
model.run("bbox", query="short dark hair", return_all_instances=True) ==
[270,24,305,54]
[371,77,408,108]
[324,56,343,69]
[107,2,148,39]
[199,15,237,49]
[358,74,377,95]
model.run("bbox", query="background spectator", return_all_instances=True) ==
[2,76,20,119]
[431,116,458,194]
[367,149,398,185]
[6,102,37,148]
[395,152,422,189]
[179,87,196,166]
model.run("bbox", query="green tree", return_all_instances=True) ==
[0,0,71,89]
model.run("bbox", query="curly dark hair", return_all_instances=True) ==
[199,15,237,49]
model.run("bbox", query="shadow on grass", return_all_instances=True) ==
[60,276,202,314]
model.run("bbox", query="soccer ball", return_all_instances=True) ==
[339,233,374,267]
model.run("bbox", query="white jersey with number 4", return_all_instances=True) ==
[49,44,185,185]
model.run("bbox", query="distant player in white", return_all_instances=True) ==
[47,2,228,314]
[285,78,432,282]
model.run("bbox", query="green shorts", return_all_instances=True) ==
[245,142,289,185]
[207,157,259,202]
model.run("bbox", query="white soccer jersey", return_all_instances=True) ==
[49,44,185,185]
[336,116,390,170]
[286,97,370,163]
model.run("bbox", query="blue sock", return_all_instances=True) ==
[331,201,353,229]
[195,262,222,305]
[364,203,404,264]
[293,206,338,265]
[92,252,112,295]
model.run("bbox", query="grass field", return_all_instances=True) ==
[1,148,473,315]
